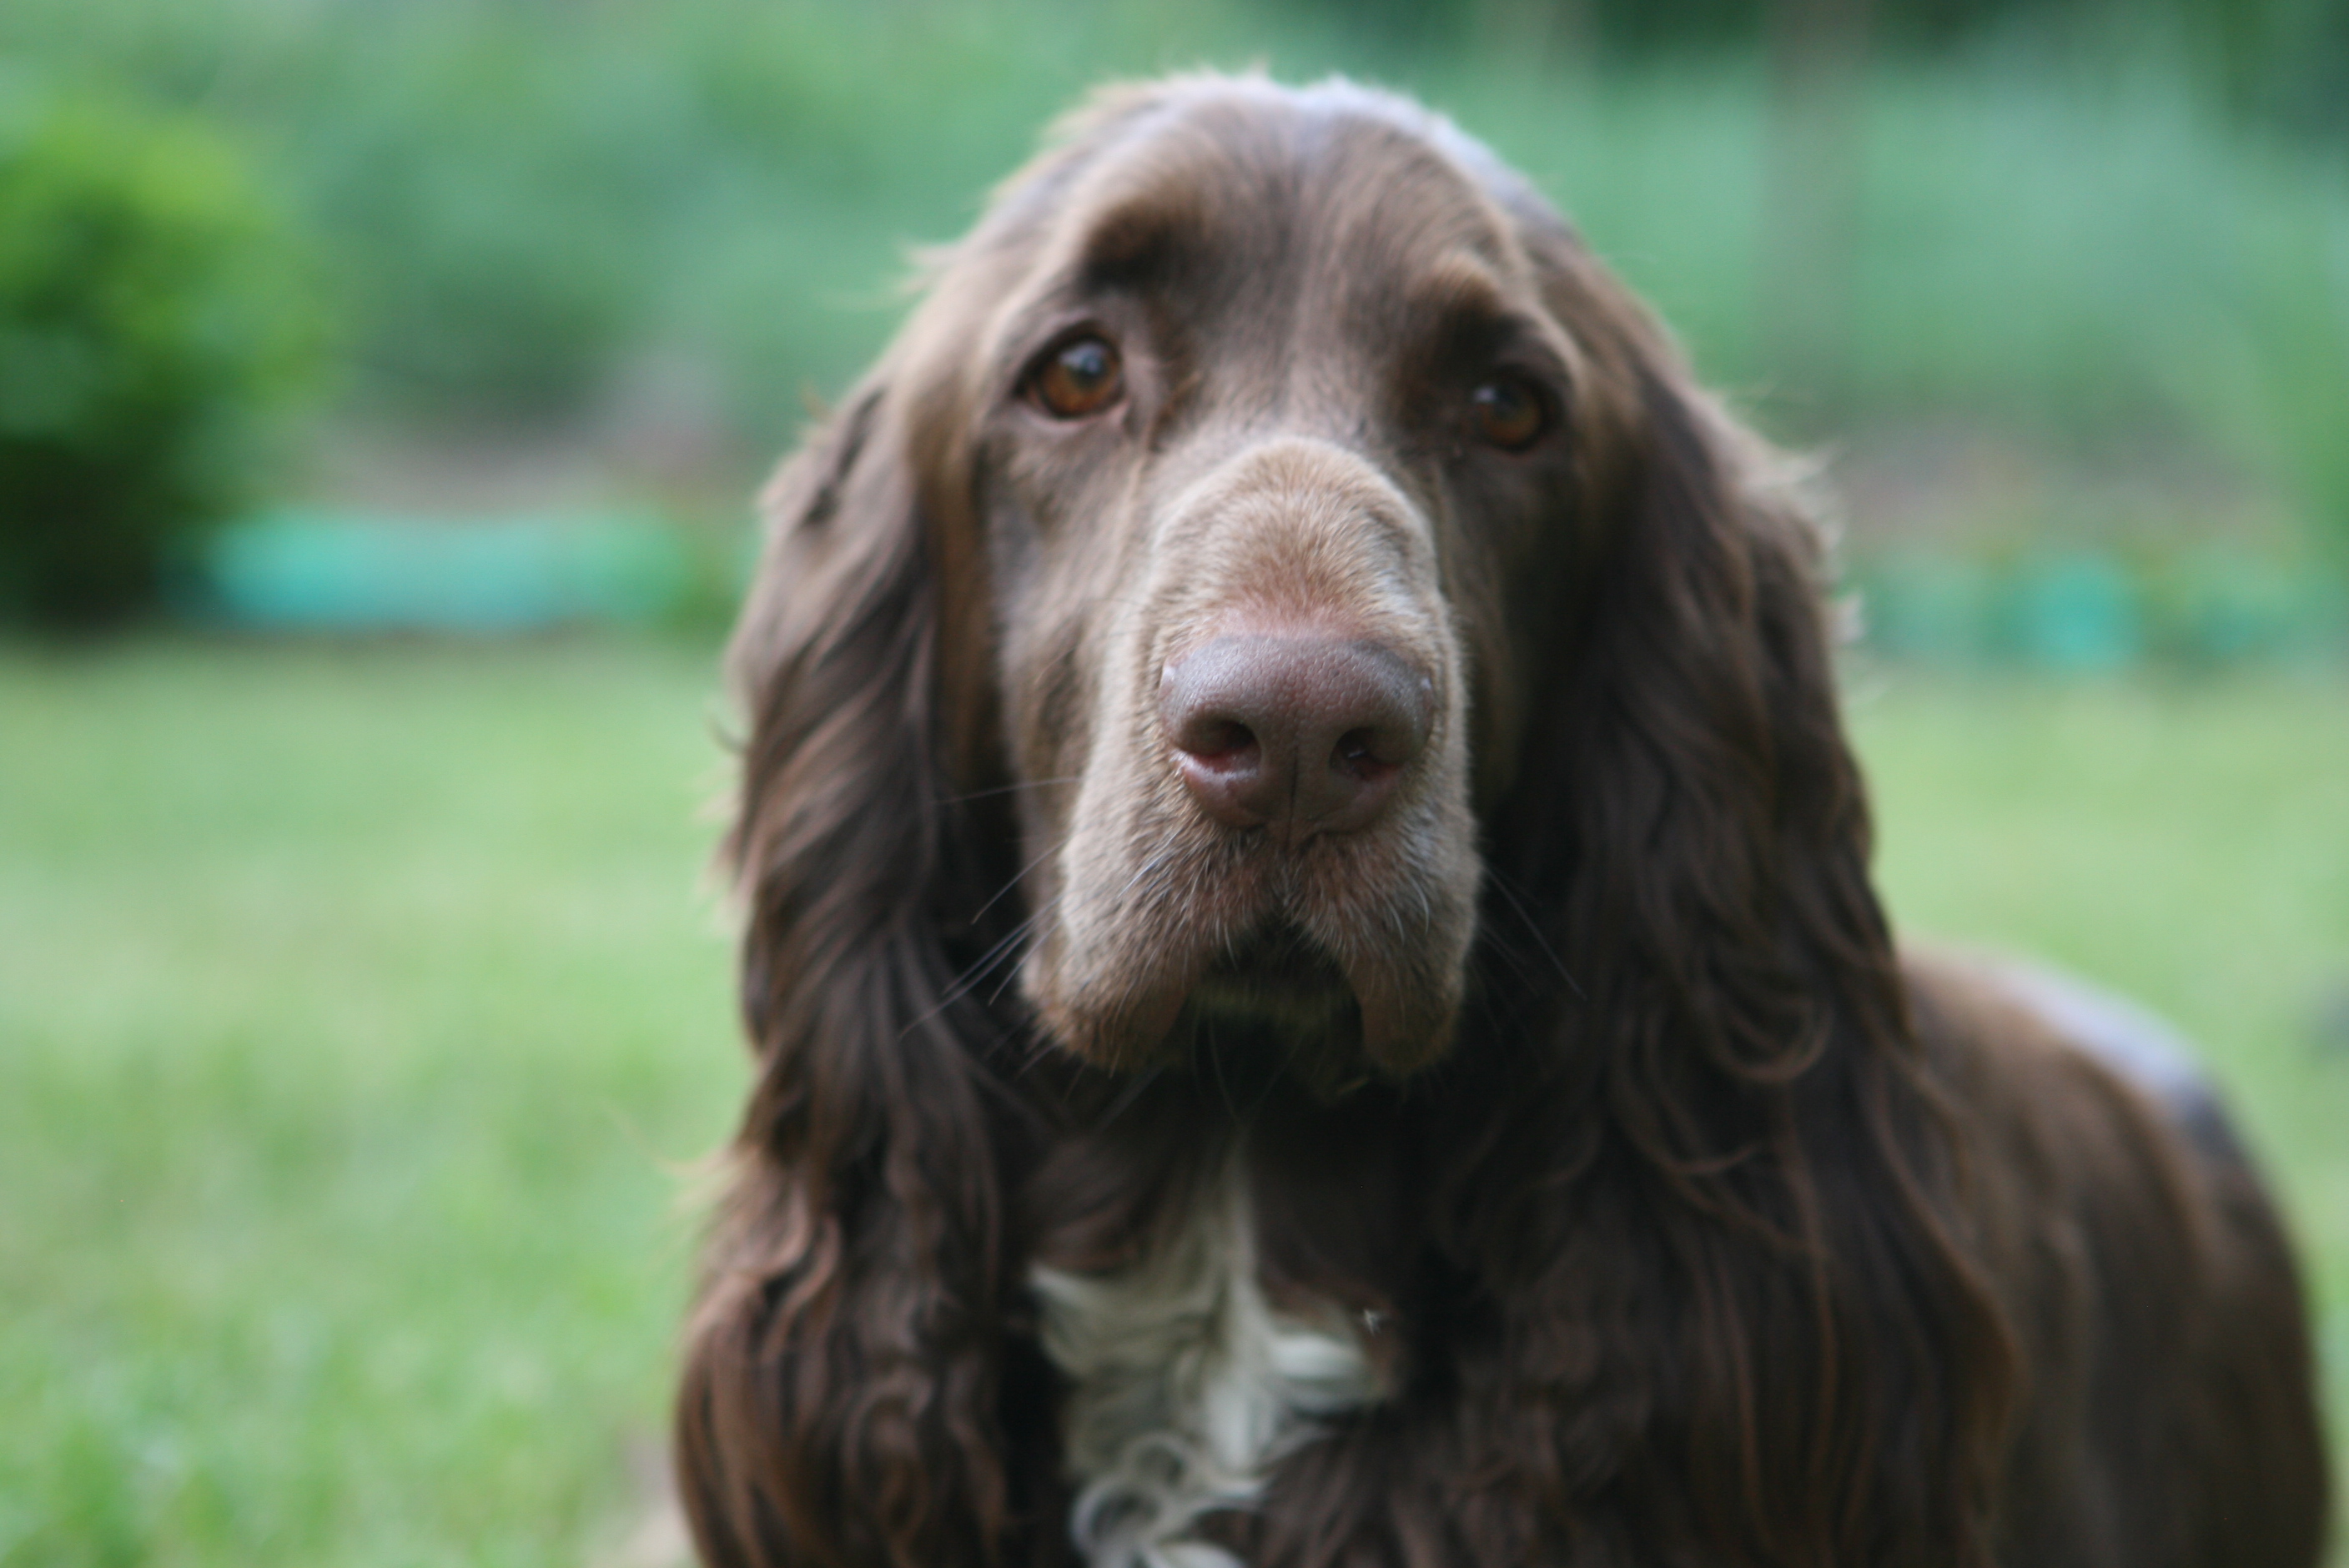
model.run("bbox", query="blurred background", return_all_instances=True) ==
[2,0,2344,1562]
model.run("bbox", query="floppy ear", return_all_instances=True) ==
[673,359,1030,1568]
[1488,225,1912,1122]
[1454,224,2020,1565]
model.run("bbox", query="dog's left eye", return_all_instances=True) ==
[1029,335,1124,420]
[1469,374,1549,451]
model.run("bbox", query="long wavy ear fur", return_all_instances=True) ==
[1443,224,2020,1565]
[674,368,1031,1568]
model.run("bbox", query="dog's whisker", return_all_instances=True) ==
[1205,1013,1238,1118]
[968,829,1072,927]
[939,775,1085,807]
[907,891,1065,1041]
[1486,869,1584,1002]
[955,900,1052,990]
[1093,1061,1168,1128]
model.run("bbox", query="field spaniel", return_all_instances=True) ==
[676,74,2329,1568]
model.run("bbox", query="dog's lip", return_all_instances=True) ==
[1029,793,1476,1079]
[1192,925,1354,1021]
[1033,908,1458,1081]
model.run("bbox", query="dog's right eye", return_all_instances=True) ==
[1469,373,1549,452]
[1028,335,1124,420]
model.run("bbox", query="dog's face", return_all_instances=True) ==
[700,82,2096,1568]
[908,82,1639,1085]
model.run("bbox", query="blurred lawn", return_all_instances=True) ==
[1847,666,2349,1534]
[2,641,2343,1563]
[0,641,743,1566]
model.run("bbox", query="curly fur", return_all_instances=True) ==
[675,73,2328,1568]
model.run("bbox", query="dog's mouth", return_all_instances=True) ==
[1170,922,1369,1098]
[1192,922,1357,1032]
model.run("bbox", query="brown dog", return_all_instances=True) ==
[677,73,2329,1567]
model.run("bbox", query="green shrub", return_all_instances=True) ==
[0,85,324,628]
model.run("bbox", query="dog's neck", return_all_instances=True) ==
[1030,1151,1388,1568]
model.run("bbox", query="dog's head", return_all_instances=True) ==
[731,73,1838,1094]
[695,78,2015,1568]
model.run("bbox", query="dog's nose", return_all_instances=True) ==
[1159,634,1432,839]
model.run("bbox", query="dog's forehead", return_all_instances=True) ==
[1011,80,1543,317]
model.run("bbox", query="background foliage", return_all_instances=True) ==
[2,0,2345,566]
[0,84,319,626]
[2,4,2344,1563]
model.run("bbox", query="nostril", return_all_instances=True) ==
[1176,716,1257,763]
[1333,727,1398,780]
[1160,632,1433,836]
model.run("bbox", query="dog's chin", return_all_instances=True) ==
[1178,926,1368,1100]
[1193,924,1356,1035]
[1035,921,1460,1098]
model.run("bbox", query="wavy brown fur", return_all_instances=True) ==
[676,73,2328,1568]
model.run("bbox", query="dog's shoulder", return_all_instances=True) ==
[1903,946,2243,1171]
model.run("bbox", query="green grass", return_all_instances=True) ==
[0,640,742,1566]
[1,641,2342,1562]
[1849,665,2349,1531]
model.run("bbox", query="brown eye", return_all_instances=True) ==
[1470,374,1548,451]
[1029,334,1124,420]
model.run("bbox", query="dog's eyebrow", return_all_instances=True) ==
[1396,251,1573,378]
[980,185,1212,377]
[1073,188,1210,289]
[1403,252,1515,329]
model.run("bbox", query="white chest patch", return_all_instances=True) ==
[1030,1160,1388,1568]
